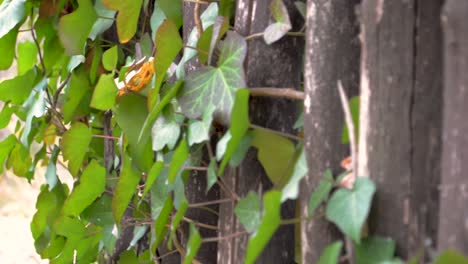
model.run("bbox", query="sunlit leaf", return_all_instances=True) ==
[112,154,141,223]
[7,141,32,178]
[0,104,14,129]
[168,137,188,184]
[251,127,296,186]
[183,224,202,264]
[0,135,16,174]
[308,169,334,216]
[263,0,292,44]
[317,241,343,264]
[235,192,261,233]
[0,0,26,39]
[355,236,396,264]
[61,122,92,177]
[62,160,106,216]
[434,250,468,264]
[281,147,308,202]
[153,19,183,94]
[58,0,97,55]
[17,41,38,75]
[179,31,246,124]
[0,28,17,70]
[245,190,282,264]
[90,73,118,110]
[102,45,118,71]
[0,68,36,104]
[326,177,376,243]
[119,250,138,263]
[219,88,250,174]
[102,0,143,43]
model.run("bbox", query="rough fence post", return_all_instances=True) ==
[359,0,443,258]
[438,0,468,253]
[301,0,361,261]
[217,0,304,263]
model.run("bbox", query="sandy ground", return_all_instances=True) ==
[0,173,47,264]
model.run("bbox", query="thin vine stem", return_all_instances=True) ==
[250,124,303,142]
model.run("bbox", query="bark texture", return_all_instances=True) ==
[438,0,468,253]
[301,0,360,262]
[217,0,304,263]
[359,0,443,258]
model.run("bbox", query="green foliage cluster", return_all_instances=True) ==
[0,0,465,263]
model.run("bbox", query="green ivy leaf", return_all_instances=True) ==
[219,0,235,18]
[0,104,14,129]
[317,241,343,264]
[197,16,229,65]
[82,195,116,253]
[20,78,47,147]
[434,250,468,264]
[159,0,182,28]
[90,73,118,110]
[152,114,180,151]
[149,1,166,39]
[355,236,396,264]
[58,0,97,55]
[245,190,282,264]
[176,3,218,79]
[119,251,138,263]
[154,197,173,248]
[0,68,36,104]
[102,45,118,71]
[294,1,306,19]
[0,0,26,39]
[308,169,334,216]
[251,127,296,186]
[139,80,183,145]
[112,154,141,223]
[102,0,143,43]
[61,123,92,177]
[62,160,106,216]
[326,177,376,243]
[168,137,188,184]
[114,93,148,148]
[183,224,202,264]
[341,96,360,144]
[178,31,247,123]
[281,146,308,202]
[45,146,60,191]
[188,104,214,146]
[62,70,92,124]
[234,192,261,233]
[229,131,253,167]
[89,0,116,40]
[219,88,250,175]
[17,41,38,75]
[263,0,292,44]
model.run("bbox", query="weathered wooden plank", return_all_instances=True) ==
[301,0,360,262]
[409,0,443,257]
[438,0,468,253]
[218,0,304,263]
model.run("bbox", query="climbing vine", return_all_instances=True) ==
[0,0,464,263]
